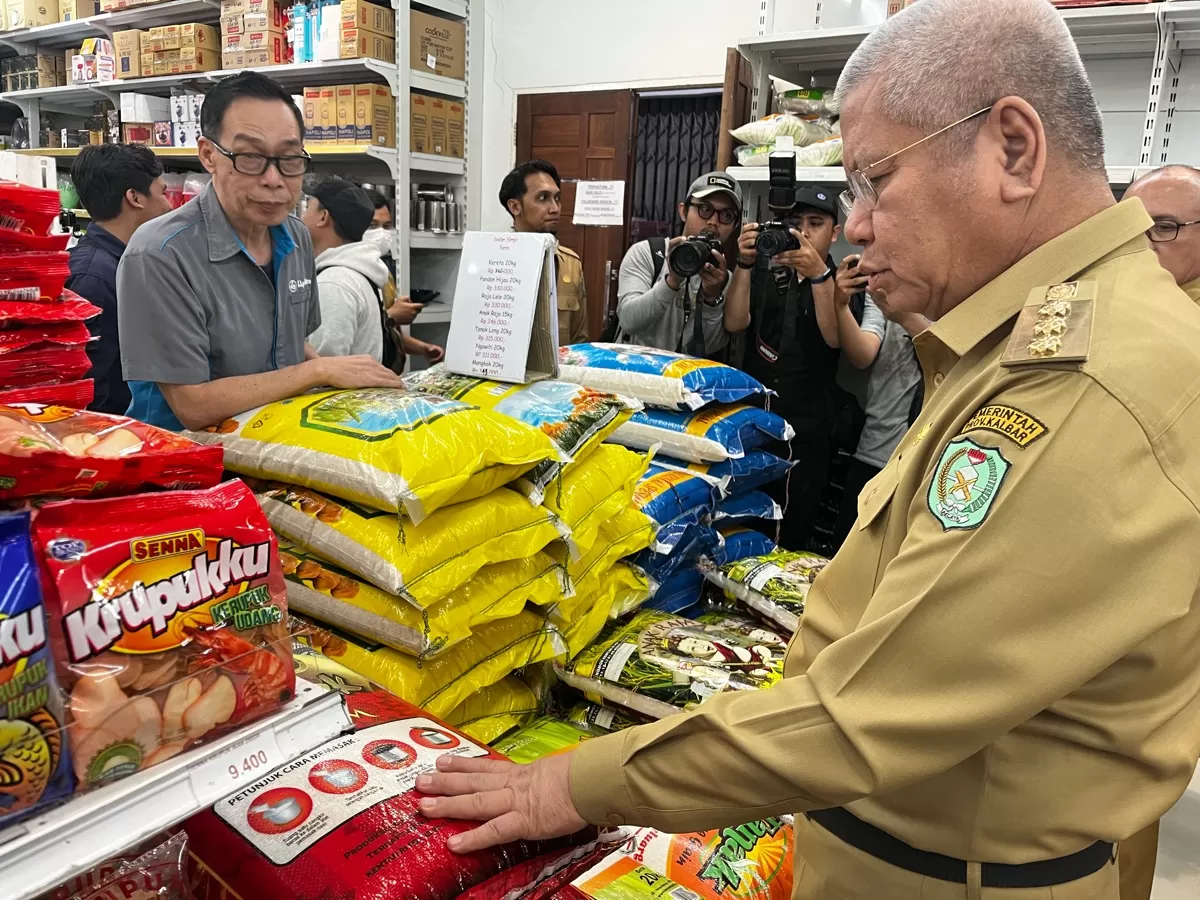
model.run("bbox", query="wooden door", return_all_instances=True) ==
[717,48,755,171]
[517,89,635,341]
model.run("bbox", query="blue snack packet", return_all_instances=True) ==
[0,511,72,822]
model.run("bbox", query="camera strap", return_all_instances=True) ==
[677,281,706,356]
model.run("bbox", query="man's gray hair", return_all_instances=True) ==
[835,0,1106,173]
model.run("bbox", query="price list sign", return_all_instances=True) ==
[446,232,557,383]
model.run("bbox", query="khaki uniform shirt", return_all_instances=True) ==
[570,200,1200,866]
[556,244,589,345]
[1183,277,1200,304]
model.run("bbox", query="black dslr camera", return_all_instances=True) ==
[668,234,723,279]
[754,150,800,259]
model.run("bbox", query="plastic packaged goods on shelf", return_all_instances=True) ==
[544,509,657,626]
[0,346,90,388]
[540,444,652,556]
[49,831,192,900]
[555,562,653,659]
[403,366,639,506]
[633,520,722,584]
[712,490,784,526]
[186,388,561,524]
[700,550,831,635]
[632,465,721,554]
[0,379,93,410]
[557,609,787,720]
[0,404,223,501]
[0,322,89,356]
[712,525,778,567]
[184,690,597,900]
[443,675,539,745]
[558,343,770,411]
[611,405,795,465]
[653,449,795,496]
[254,481,567,605]
[30,480,295,791]
[0,291,100,327]
[492,715,600,764]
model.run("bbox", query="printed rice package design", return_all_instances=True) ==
[702,550,830,634]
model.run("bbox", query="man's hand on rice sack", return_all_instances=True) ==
[315,354,404,389]
[417,751,586,853]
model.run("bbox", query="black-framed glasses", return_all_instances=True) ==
[1147,218,1200,243]
[691,201,739,226]
[838,105,994,220]
[211,141,312,177]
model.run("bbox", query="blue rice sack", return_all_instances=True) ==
[610,405,794,464]
[558,343,769,411]
[634,522,723,583]
[655,449,795,495]
[644,567,705,617]
[712,525,778,565]
[633,465,720,553]
[713,490,783,526]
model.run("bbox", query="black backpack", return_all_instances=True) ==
[598,237,667,344]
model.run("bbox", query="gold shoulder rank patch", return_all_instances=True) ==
[960,404,1047,448]
[1000,281,1095,367]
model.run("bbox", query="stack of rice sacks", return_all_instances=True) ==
[0,181,97,409]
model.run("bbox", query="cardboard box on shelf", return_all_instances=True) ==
[428,95,448,155]
[356,82,393,147]
[224,28,284,53]
[410,90,432,153]
[120,91,169,123]
[64,48,76,76]
[340,28,394,63]
[409,10,465,80]
[73,39,115,84]
[58,0,97,21]
[302,86,320,143]
[221,45,287,68]
[220,0,281,18]
[152,121,173,147]
[447,99,463,158]
[139,52,154,77]
[220,13,243,36]
[175,122,199,147]
[316,84,336,143]
[341,0,393,37]
[242,8,284,32]
[122,122,152,143]
[335,83,355,143]
[180,23,219,49]
[171,47,217,73]
[113,28,142,79]
[8,0,57,30]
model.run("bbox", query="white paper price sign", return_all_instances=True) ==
[573,180,626,226]
[188,729,283,800]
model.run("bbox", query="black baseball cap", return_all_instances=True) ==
[308,177,375,243]
[794,184,838,221]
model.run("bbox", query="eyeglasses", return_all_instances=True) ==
[1147,218,1200,243]
[838,106,994,220]
[210,141,312,177]
[691,202,739,226]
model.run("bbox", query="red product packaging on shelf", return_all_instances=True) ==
[30,480,295,791]
[0,346,92,387]
[0,290,101,328]
[0,250,72,303]
[0,229,70,252]
[0,379,93,409]
[0,181,64,237]
[0,403,224,500]
[0,322,91,354]
[185,690,596,900]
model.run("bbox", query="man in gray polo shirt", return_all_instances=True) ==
[118,72,400,431]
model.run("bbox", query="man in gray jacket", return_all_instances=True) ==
[616,172,741,355]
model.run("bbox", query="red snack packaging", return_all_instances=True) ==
[31,480,295,790]
[0,322,90,354]
[0,250,71,302]
[45,832,194,900]
[0,181,66,236]
[0,229,70,253]
[0,346,91,387]
[184,690,596,900]
[0,379,93,409]
[0,403,224,500]
[0,290,101,328]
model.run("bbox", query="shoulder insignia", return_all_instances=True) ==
[960,404,1047,448]
[1000,281,1095,368]
[928,438,1010,531]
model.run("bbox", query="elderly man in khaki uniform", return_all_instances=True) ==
[418,2,1200,897]
[1125,166,1200,304]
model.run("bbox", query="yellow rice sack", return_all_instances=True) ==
[542,444,652,555]
[255,481,567,606]
[546,506,657,624]
[444,676,540,745]
[188,388,559,522]
[404,368,639,504]
[279,538,566,659]
[296,610,568,718]
[560,563,653,658]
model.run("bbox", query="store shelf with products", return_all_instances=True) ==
[0,0,220,54]
[0,681,352,900]
[412,0,466,19]
[410,231,463,250]
[410,68,465,97]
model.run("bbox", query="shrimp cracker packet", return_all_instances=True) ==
[702,550,830,634]
[558,344,769,411]
[0,403,223,502]
[31,480,295,791]
[404,367,639,504]
[557,609,787,720]
[0,512,73,823]
[187,388,560,524]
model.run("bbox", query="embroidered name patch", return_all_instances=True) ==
[928,438,1010,531]
[961,405,1047,448]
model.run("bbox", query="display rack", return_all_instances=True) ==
[0,0,479,329]
[0,681,353,900]
[730,0,1198,202]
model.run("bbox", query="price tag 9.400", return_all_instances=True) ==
[189,730,284,801]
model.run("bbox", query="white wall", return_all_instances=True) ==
[475,0,821,231]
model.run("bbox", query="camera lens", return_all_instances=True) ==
[668,238,711,279]
[755,229,783,258]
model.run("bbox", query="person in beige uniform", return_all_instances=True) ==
[418,3,1200,897]
[1125,166,1200,303]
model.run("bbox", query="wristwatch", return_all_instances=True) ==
[808,266,835,284]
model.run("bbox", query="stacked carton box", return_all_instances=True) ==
[58,0,97,20]
[220,0,288,69]
[145,23,220,74]
[2,53,66,90]
[339,0,394,61]
[113,29,142,79]
[301,82,392,146]
[409,10,464,79]
[409,90,461,158]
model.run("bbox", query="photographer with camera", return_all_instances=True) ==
[614,172,741,355]
[725,180,884,552]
